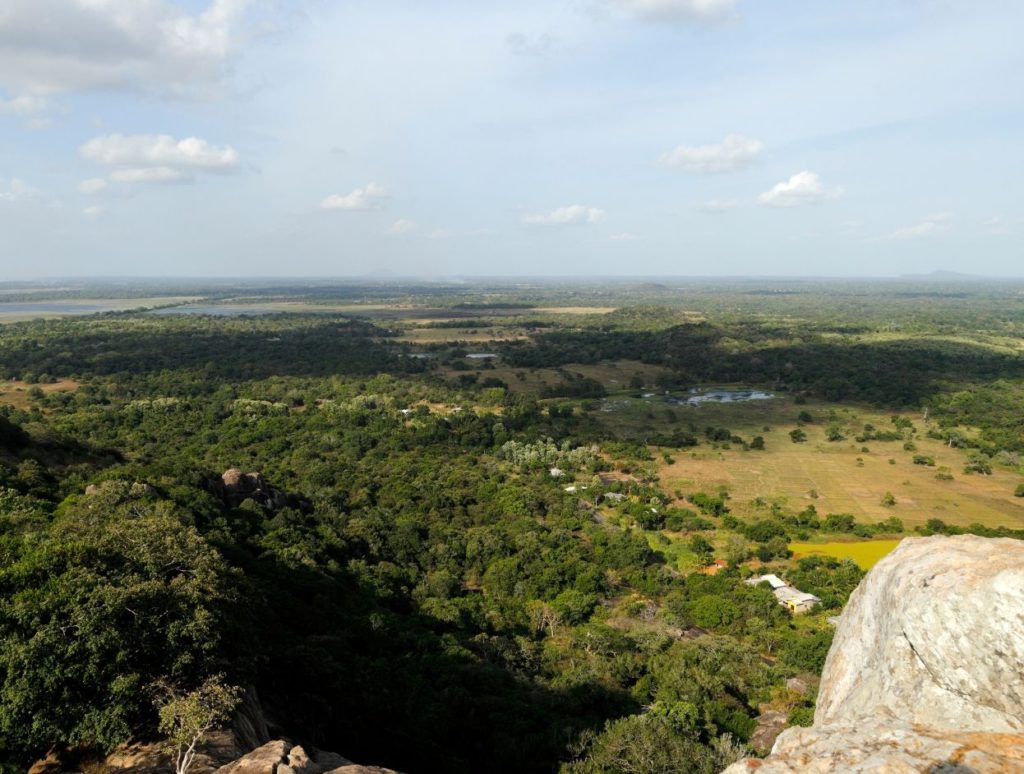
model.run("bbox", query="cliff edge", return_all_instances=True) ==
[724,535,1024,773]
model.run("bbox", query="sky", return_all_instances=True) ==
[0,0,1022,279]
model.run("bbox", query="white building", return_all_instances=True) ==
[746,574,821,614]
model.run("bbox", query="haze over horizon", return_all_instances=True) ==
[1,1,1021,279]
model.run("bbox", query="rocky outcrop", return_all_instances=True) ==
[211,469,309,512]
[725,535,1024,773]
[213,741,400,774]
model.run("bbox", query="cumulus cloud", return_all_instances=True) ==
[80,134,239,169]
[109,167,189,184]
[617,0,737,24]
[886,213,952,240]
[659,135,762,174]
[0,0,250,98]
[387,219,417,235]
[320,183,388,211]
[79,134,240,186]
[757,171,843,207]
[523,205,606,226]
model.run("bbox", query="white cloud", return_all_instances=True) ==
[886,213,952,240]
[79,134,239,187]
[0,94,49,117]
[80,134,239,170]
[757,171,843,208]
[617,0,737,24]
[523,205,606,226]
[428,228,452,239]
[0,178,36,202]
[608,232,639,242]
[109,167,189,184]
[83,205,104,217]
[659,134,763,174]
[387,218,417,235]
[0,0,250,97]
[697,198,738,213]
[320,183,388,211]
[78,178,109,195]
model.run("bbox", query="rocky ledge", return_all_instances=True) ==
[725,535,1024,773]
[213,740,398,774]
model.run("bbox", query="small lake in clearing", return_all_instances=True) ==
[668,389,774,406]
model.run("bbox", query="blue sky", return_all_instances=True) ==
[0,0,1021,278]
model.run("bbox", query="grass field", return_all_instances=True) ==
[630,395,1024,530]
[0,379,80,410]
[789,539,903,569]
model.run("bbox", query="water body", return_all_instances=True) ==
[668,389,774,406]
[149,304,295,317]
[0,302,112,316]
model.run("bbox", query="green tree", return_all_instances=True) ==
[155,677,241,774]
[0,506,238,752]
[688,535,715,566]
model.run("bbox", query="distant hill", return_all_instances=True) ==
[898,270,991,281]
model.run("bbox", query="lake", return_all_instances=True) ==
[668,389,774,406]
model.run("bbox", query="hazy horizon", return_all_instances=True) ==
[1,1,1022,279]
[4,270,1024,286]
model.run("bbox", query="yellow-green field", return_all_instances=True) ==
[643,397,1024,530]
[0,379,80,410]
[789,539,903,569]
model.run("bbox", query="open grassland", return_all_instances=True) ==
[789,539,903,569]
[0,379,80,410]
[616,396,1024,529]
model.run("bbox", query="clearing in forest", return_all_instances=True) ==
[647,398,1024,530]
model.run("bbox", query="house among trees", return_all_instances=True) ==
[745,574,821,614]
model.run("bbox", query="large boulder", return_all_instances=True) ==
[725,535,1024,773]
[213,469,299,511]
[213,740,290,774]
[212,742,401,774]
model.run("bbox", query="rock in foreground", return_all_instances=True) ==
[725,535,1024,773]
[213,741,400,774]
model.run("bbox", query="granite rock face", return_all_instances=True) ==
[212,741,400,774]
[724,535,1024,773]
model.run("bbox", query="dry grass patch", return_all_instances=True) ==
[659,419,1024,529]
[0,379,80,410]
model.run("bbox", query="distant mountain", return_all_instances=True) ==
[898,270,989,281]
